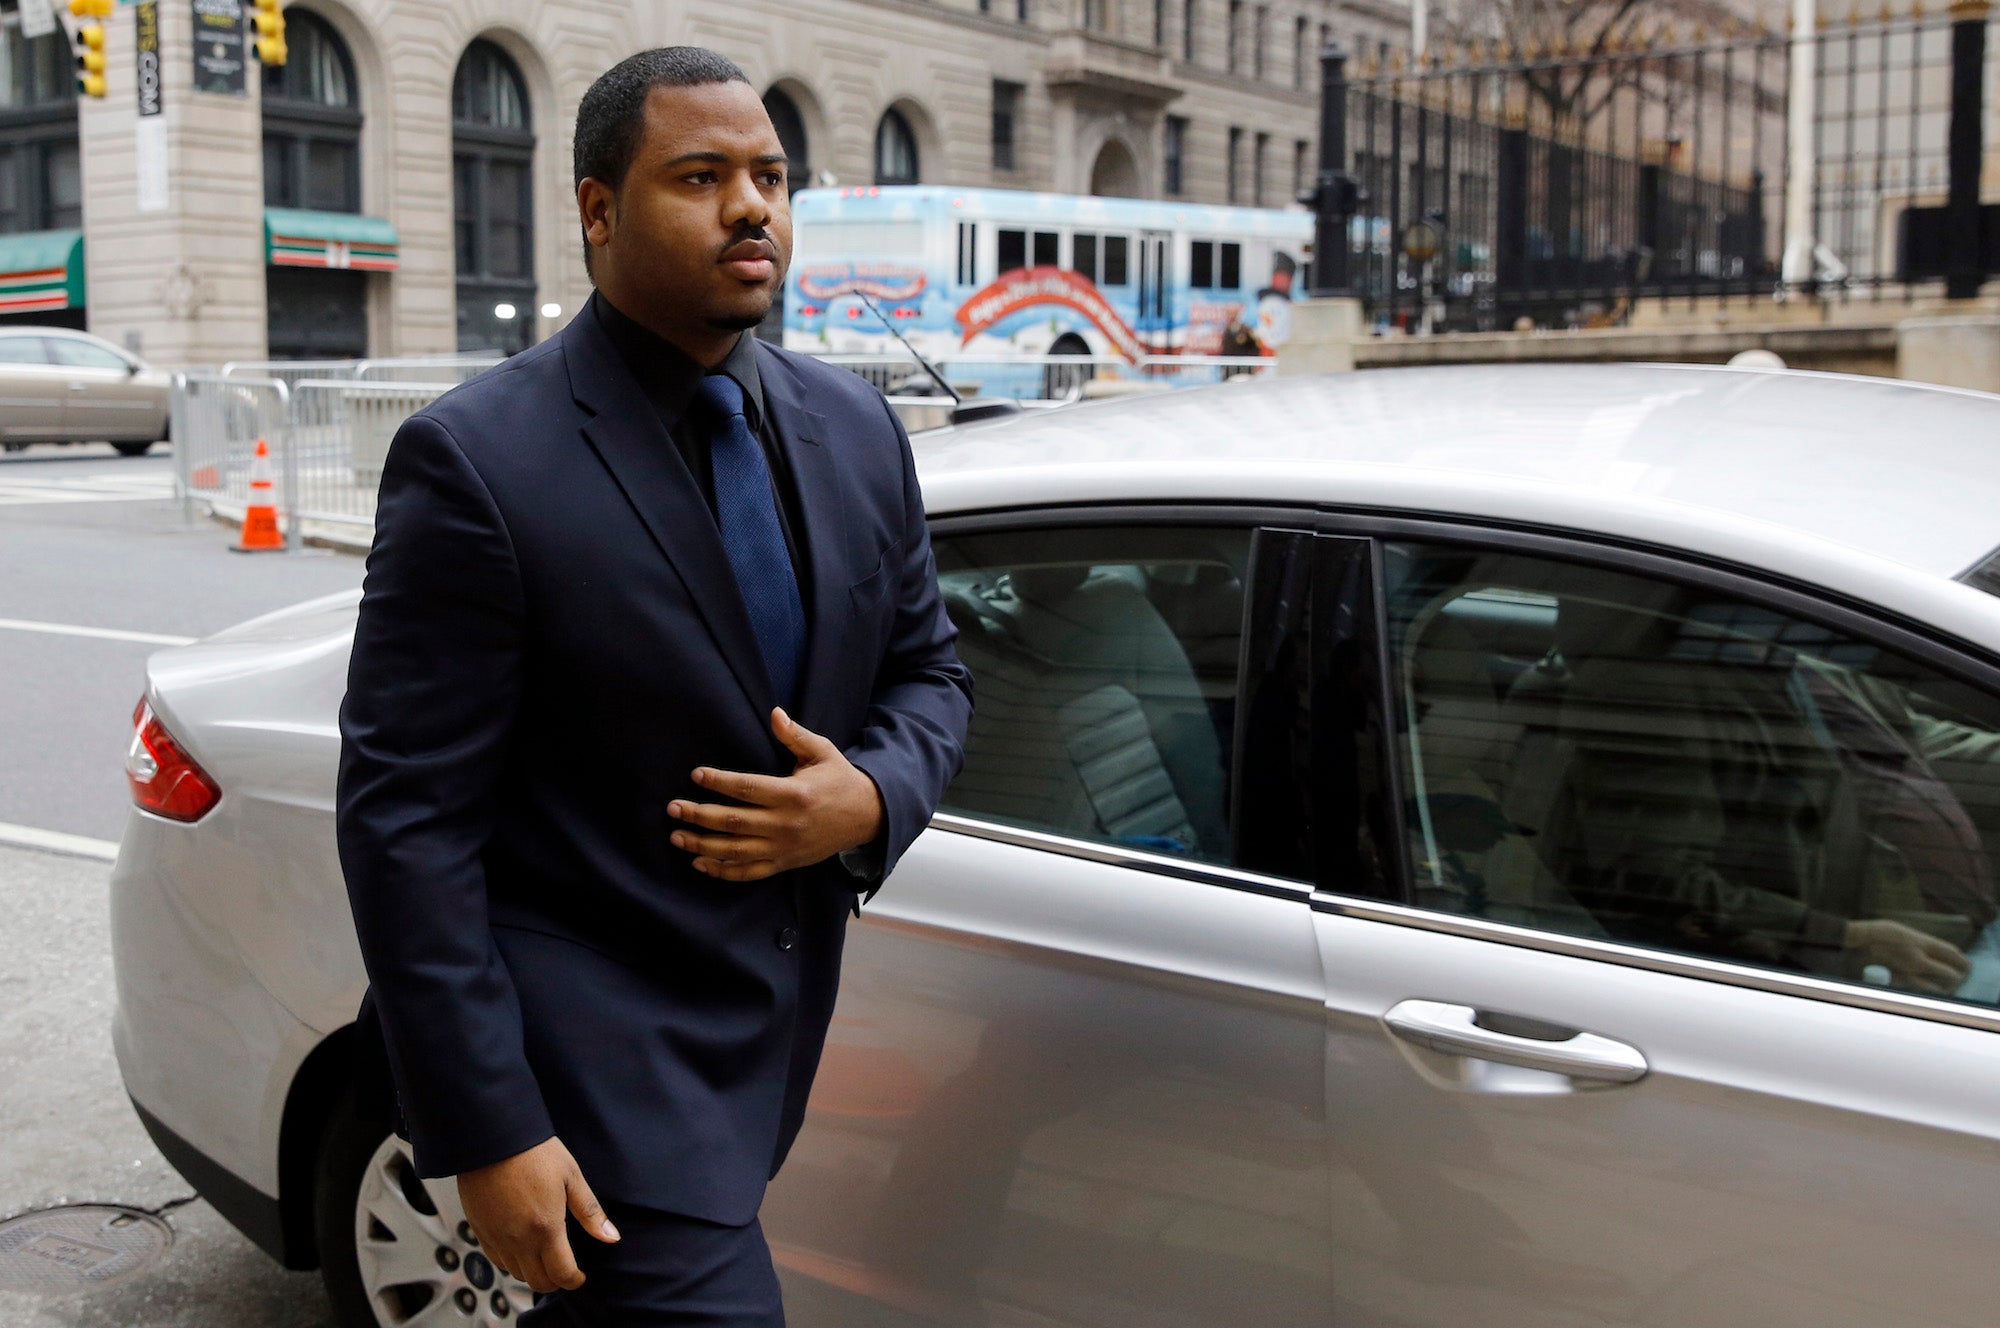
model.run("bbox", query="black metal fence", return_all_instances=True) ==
[1309,7,1995,329]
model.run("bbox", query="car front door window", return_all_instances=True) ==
[932,523,1256,868]
[1384,541,2000,1008]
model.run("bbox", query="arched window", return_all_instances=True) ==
[874,108,919,186]
[763,87,809,195]
[261,10,360,213]
[451,40,535,354]
[261,9,367,358]
[0,0,80,240]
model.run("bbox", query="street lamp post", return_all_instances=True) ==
[1307,42,1363,297]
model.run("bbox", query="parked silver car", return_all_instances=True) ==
[0,326,172,455]
[111,364,2000,1327]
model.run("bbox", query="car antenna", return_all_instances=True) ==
[854,291,1021,426]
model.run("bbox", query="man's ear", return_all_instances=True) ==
[577,178,617,253]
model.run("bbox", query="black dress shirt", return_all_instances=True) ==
[591,290,811,612]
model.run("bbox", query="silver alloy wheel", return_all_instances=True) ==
[353,1132,537,1326]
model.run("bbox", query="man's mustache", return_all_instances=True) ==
[718,226,778,262]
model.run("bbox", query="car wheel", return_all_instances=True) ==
[2,442,24,453]
[315,1086,538,1327]
[112,441,153,458]
[1042,333,1092,402]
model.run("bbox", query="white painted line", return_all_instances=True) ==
[0,821,120,862]
[0,617,195,647]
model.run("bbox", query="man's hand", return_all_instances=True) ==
[457,1135,619,1294]
[668,708,886,881]
[1844,917,1973,995]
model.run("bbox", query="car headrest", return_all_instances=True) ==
[1554,581,1696,665]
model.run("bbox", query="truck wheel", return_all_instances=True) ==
[314,1085,537,1327]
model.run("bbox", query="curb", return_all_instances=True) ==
[202,500,373,555]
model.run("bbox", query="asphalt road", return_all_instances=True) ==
[0,445,364,842]
[0,443,361,1325]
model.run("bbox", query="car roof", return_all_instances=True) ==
[913,362,2000,585]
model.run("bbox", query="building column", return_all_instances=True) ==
[79,0,267,368]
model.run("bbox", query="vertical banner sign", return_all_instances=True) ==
[16,0,56,41]
[135,2,170,214]
[190,0,247,96]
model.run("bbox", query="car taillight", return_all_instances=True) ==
[127,698,220,822]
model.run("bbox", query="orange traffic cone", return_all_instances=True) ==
[233,439,285,553]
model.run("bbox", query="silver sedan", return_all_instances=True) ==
[110,363,2000,1327]
[0,326,172,455]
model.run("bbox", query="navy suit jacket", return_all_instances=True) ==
[335,297,972,1224]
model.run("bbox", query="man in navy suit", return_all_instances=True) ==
[335,46,972,1325]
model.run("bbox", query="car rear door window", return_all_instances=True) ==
[46,338,128,371]
[1383,541,2000,1009]
[0,337,50,364]
[933,524,1255,867]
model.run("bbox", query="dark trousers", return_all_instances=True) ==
[517,1199,784,1327]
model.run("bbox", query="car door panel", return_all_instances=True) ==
[763,826,1333,1328]
[48,338,154,441]
[1314,524,2000,1327]
[0,339,64,439]
[1314,903,2000,1328]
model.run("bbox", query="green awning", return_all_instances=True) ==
[266,208,400,272]
[0,229,84,315]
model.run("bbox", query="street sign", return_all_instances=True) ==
[135,0,162,116]
[17,0,56,40]
[190,0,247,96]
[136,1,168,212]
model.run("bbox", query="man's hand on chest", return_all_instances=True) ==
[666,707,886,882]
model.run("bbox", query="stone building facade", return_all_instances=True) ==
[0,0,1409,367]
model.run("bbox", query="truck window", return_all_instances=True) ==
[998,228,1027,275]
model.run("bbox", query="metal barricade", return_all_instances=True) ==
[173,372,291,526]
[286,379,461,527]
[812,352,1276,403]
[173,351,1280,545]
[219,360,358,389]
[354,356,503,384]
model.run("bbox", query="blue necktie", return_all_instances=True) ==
[694,373,806,708]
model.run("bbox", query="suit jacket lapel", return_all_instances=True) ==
[756,343,841,735]
[563,302,774,728]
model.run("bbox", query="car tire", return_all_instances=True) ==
[314,1085,537,1327]
[112,441,152,458]
[1043,333,1092,402]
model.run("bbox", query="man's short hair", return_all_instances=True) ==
[573,47,752,275]
[574,46,751,190]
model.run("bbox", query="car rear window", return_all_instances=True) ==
[1962,546,2000,600]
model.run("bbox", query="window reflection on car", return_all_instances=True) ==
[1386,543,2000,1007]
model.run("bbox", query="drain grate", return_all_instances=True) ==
[0,1204,173,1295]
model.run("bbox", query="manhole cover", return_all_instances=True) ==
[0,1204,173,1295]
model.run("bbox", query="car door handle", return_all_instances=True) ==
[1383,1000,1648,1085]
[68,382,89,391]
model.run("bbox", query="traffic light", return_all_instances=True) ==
[68,0,112,99]
[250,0,286,66]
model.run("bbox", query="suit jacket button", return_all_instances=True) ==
[775,926,798,952]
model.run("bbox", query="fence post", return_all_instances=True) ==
[275,381,300,554]
[170,372,192,525]
[1495,114,1529,305]
[1943,0,1990,300]
[1309,42,1359,297]
[1781,0,1819,286]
